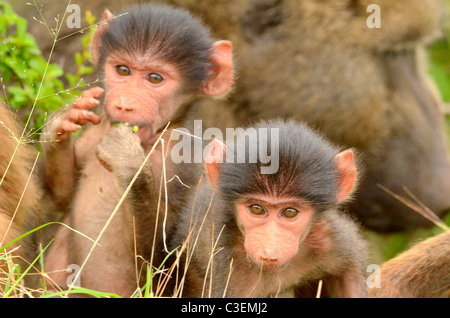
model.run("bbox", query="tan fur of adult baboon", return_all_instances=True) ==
[0,103,39,289]
[369,231,450,298]
[159,0,450,233]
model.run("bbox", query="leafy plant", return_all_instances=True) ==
[0,0,95,141]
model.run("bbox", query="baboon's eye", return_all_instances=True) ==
[147,73,163,84]
[249,204,265,216]
[115,65,131,76]
[282,208,299,219]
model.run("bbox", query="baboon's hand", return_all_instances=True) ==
[48,87,104,143]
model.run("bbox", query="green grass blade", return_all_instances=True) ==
[0,221,96,253]
[3,240,51,297]
[40,286,121,298]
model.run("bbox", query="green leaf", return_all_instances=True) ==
[28,58,45,74]
[45,65,64,79]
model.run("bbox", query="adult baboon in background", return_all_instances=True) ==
[157,0,450,233]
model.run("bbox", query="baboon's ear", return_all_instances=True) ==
[334,149,357,203]
[205,138,226,190]
[202,41,233,97]
[91,9,114,66]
